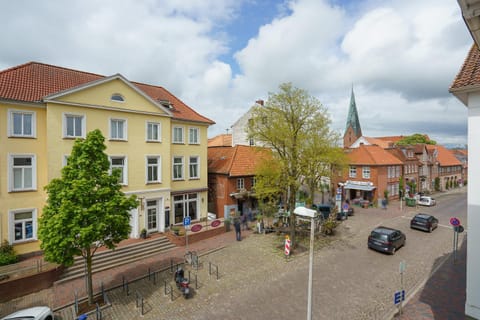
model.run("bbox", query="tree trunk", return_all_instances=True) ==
[86,250,94,305]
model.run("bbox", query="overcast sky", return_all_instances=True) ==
[0,0,471,146]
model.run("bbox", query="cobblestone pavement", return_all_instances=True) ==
[0,188,467,319]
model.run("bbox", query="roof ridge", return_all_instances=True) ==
[0,61,35,75]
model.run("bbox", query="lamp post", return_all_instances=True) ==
[293,206,317,320]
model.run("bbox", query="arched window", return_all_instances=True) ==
[111,93,125,102]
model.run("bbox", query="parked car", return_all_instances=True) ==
[417,196,436,206]
[367,226,406,255]
[410,213,439,232]
[1,306,54,320]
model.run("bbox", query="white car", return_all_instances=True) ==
[1,306,54,320]
[417,196,436,207]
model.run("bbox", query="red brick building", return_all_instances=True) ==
[207,145,270,219]
[341,144,403,206]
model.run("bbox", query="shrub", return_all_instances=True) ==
[321,207,338,235]
[0,240,17,266]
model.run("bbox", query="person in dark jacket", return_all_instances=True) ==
[233,215,242,241]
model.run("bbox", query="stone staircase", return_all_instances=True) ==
[56,236,176,284]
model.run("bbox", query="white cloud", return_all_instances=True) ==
[0,0,471,145]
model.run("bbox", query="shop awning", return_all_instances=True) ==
[344,182,376,191]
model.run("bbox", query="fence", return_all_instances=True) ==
[0,258,57,280]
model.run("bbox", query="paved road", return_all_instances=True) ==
[0,189,466,319]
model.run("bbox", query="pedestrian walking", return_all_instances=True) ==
[233,215,242,241]
[381,198,387,210]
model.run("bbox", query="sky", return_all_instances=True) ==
[0,0,472,146]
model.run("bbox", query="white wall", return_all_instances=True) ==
[466,92,480,319]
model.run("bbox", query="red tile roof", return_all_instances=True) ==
[208,145,271,176]
[374,136,406,143]
[208,134,232,147]
[426,145,462,166]
[0,62,214,124]
[347,144,403,165]
[363,137,393,148]
[450,44,480,90]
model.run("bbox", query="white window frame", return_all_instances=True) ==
[8,109,36,138]
[109,156,128,185]
[9,208,37,243]
[173,193,199,224]
[146,121,161,142]
[111,93,125,102]
[109,118,127,141]
[63,113,86,138]
[237,178,245,190]
[349,166,357,178]
[62,155,69,167]
[173,156,184,180]
[8,154,37,192]
[189,156,199,179]
[173,126,184,144]
[362,166,370,179]
[188,127,200,144]
[146,155,161,183]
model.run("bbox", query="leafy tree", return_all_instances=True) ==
[399,176,405,198]
[39,129,138,305]
[396,133,436,146]
[248,83,341,247]
[434,177,441,191]
[300,135,346,208]
[253,157,283,227]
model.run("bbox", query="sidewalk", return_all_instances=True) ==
[0,227,254,317]
[394,234,467,320]
[1,188,469,319]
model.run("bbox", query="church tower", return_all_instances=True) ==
[343,88,362,148]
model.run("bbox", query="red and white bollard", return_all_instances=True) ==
[285,235,291,256]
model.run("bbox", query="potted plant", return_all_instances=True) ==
[171,226,180,236]
[140,228,147,239]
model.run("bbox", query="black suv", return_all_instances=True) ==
[368,226,406,255]
[410,213,438,232]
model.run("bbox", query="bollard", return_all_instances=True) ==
[74,290,79,314]
[96,302,102,320]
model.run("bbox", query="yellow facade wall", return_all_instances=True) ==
[1,77,210,256]
[0,103,48,255]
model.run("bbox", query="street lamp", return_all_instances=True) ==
[294,206,317,320]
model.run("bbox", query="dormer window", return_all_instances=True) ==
[111,93,125,102]
[159,100,172,109]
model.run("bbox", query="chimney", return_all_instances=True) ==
[256,99,264,106]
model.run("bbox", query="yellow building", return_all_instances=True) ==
[0,62,214,256]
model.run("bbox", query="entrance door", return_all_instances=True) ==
[129,208,139,238]
[146,198,165,233]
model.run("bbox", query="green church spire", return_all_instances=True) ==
[345,87,362,137]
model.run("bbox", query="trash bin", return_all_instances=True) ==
[224,219,231,232]
[405,197,416,207]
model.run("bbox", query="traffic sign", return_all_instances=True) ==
[394,290,405,305]
[454,225,465,233]
[183,216,191,227]
[343,203,349,211]
[450,217,460,226]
